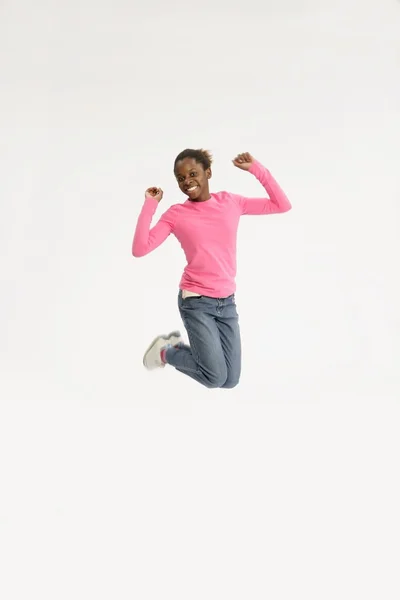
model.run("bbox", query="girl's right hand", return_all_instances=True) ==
[145,187,163,203]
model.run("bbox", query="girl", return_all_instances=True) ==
[132,150,292,389]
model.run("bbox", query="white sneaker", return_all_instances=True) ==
[166,330,183,348]
[143,330,183,370]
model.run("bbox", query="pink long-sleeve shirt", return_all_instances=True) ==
[132,159,291,298]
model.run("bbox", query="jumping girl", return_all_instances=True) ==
[132,150,292,389]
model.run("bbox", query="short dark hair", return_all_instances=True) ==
[174,148,213,173]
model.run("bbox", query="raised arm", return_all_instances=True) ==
[232,152,292,215]
[132,189,176,257]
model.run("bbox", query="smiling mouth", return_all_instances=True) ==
[186,185,198,193]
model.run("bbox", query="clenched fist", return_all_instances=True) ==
[232,152,255,171]
[145,187,163,203]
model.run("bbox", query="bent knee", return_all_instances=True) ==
[205,377,227,389]
[203,368,227,389]
[221,377,240,389]
[206,375,240,390]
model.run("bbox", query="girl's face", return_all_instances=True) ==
[175,158,211,202]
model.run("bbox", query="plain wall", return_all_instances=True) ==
[1,1,399,598]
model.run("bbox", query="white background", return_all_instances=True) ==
[1,0,399,598]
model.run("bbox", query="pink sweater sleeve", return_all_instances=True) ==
[237,159,292,215]
[132,196,176,257]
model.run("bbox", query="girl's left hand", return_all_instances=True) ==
[232,152,254,171]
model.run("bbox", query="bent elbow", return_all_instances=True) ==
[281,200,292,213]
[132,245,147,258]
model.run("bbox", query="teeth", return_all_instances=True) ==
[187,186,197,192]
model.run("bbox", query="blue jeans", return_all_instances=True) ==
[165,291,242,389]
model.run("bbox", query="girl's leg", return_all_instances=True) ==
[165,294,229,388]
[215,297,242,389]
